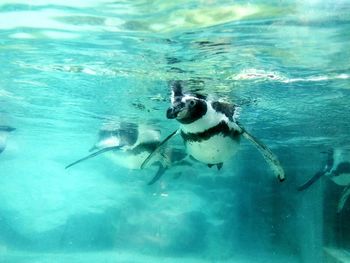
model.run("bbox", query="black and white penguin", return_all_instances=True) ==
[66,122,188,185]
[298,148,350,211]
[89,122,162,170]
[0,125,16,155]
[142,81,285,182]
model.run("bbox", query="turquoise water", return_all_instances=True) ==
[1,0,350,262]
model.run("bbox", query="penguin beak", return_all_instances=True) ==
[166,106,180,119]
[166,103,186,119]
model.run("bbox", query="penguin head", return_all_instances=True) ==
[166,81,207,124]
[89,123,139,151]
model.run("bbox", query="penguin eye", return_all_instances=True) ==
[189,99,196,107]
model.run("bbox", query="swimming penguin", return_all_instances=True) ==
[66,122,189,185]
[142,81,285,182]
[0,125,16,155]
[298,148,350,211]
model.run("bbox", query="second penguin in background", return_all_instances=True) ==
[66,122,189,185]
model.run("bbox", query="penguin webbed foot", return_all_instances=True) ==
[207,163,223,170]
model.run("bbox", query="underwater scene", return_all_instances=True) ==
[1,0,350,262]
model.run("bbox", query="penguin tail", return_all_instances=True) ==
[297,171,325,191]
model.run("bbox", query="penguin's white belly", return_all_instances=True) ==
[185,135,239,164]
[105,151,152,170]
[332,173,350,186]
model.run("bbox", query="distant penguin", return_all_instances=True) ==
[142,81,285,182]
[66,122,188,185]
[0,126,16,155]
[298,148,350,211]
[89,123,162,170]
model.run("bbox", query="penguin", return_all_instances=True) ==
[0,125,16,155]
[142,81,285,182]
[298,148,350,211]
[66,122,189,185]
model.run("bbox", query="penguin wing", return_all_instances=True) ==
[298,150,334,191]
[65,146,124,169]
[238,124,285,182]
[147,164,167,185]
[140,129,179,169]
[0,126,16,132]
[297,171,326,191]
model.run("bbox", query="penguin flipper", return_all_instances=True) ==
[0,126,16,132]
[239,125,285,182]
[141,129,179,169]
[147,165,167,185]
[65,146,123,169]
[297,171,326,191]
[338,185,350,213]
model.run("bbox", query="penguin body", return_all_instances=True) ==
[166,81,242,168]
[177,101,241,166]
[298,148,350,190]
[90,123,161,170]
[298,148,350,212]
[142,81,285,181]
[328,148,350,186]
[66,122,189,185]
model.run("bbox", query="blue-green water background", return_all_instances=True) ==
[1,0,350,262]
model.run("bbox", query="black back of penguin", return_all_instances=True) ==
[90,122,139,151]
